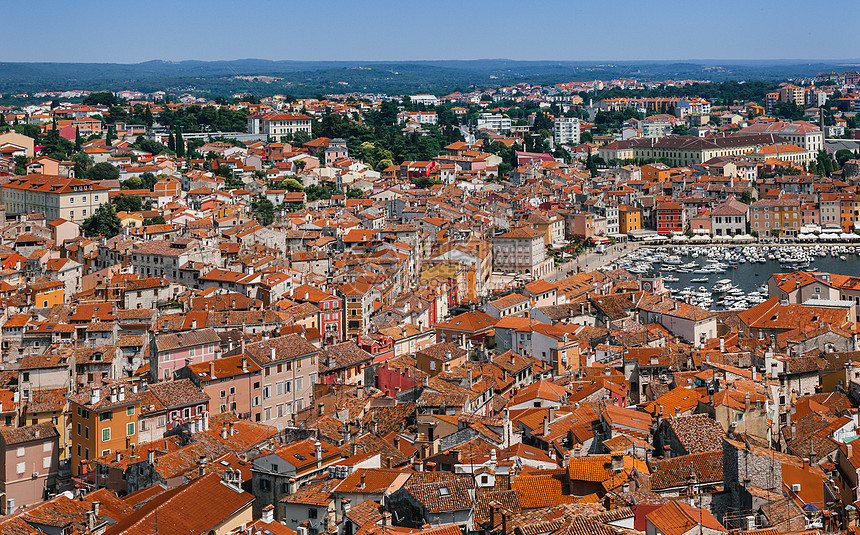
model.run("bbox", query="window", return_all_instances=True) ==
[43,456,51,469]
[126,406,134,417]
[309,508,318,519]
[16,446,25,457]
[259,479,270,491]
[85,427,89,439]
[220,390,226,398]
[252,396,261,407]
[157,416,165,427]
[16,462,25,475]
[285,381,292,393]
[127,422,135,436]
[295,377,303,391]
[100,412,112,421]
[102,428,110,442]
[77,423,81,436]
[43,442,51,452]
[263,385,271,399]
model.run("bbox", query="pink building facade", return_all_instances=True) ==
[0,423,59,514]
[150,328,221,381]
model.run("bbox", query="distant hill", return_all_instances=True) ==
[0,59,855,97]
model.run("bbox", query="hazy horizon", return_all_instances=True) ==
[4,0,858,63]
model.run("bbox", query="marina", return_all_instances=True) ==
[613,244,860,311]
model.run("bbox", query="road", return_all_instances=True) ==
[546,243,634,282]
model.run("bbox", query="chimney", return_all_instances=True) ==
[342,498,351,516]
[318,402,325,416]
[744,392,750,412]
[91,387,100,405]
[115,451,121,463]
[490,501,500,530]
[131,382,138,394]
[271,347,276,360]
[192,319,197,329]
[262,504,275,524]
[359,473,366,489]
[92,502,100,519]
[221,426,228,439]
[751,368,757,381]
[288,477,297,494]
[229,422,235,436]
[241,356,248,372]
[849,444,854,458]
[791,423,797,441]
[118,386,125,402]
[719,338,725,352]
[198,455,207,477]
[315,441,322,460]
[86,511,95,532]
[209,360,216,378]
[148,449,155,465]
[542,416,549,437]
[109,388,117,403]
[203,412,209,431]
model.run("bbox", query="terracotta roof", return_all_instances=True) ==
[0,422,58,445]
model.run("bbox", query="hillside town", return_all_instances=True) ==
[0,72,860,535]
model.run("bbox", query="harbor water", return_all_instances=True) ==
[614,244,860,311]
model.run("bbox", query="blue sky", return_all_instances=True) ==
[4,0,858,63]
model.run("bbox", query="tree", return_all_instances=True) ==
[139,172,158,190]
[74,127,83,152]
[835,149,855,167]
[144,216,166,225]
[740,190,753,205]
[83,92,117,107]
[82,204,121,238]
[224,175,244,190]
[279,178,303,192]
[13,124,40,140]
[291,131,312,145]
[72,153,93,179]
[113,194,143,213]
[672,124,691,136]
[175,127,185,157]
[121,176,143,190]
[87,162,120,182]
[105,125,115,146]
[143,107,154,128]
[346,187,364,199]
[107,105,128,123]
[167,131,175,152]
[251,198,276,226]
[13,155,28,175]
[585,153,598,176]
[50,99,60,110]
